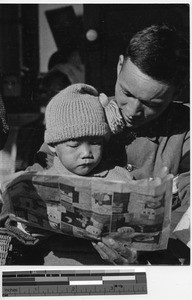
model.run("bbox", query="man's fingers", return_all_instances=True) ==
[92,238,138,265]
[113,256,129,265]
[99,93,109,108]
[102,237,118,247]
[98,242,119,261]
[92,241,118,261]
[101,237,138,263]
[92,242,111,260]
[158,166,169,178]
[102,237,124,253]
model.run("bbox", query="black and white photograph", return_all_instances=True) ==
[0,2,190,298]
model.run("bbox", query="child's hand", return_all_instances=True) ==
[92,237,137,265]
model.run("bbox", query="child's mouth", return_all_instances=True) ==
[80,163,92,167]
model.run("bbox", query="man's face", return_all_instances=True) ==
[55,137,104,176]
[115,57,175,128]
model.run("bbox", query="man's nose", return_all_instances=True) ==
[128,98,142,117]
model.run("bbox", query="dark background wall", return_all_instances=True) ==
[0,4,39,113]
[83,4,189,97]
[0,4,189,114]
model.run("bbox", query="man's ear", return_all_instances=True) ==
[48,145,56,154]
[117,55,124,76]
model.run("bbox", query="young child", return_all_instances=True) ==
[29,83,132,182]
[22,83,133,265]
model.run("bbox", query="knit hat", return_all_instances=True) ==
[44,83,110,144]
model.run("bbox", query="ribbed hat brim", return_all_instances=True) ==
[45,122,109,144]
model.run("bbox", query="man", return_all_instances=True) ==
[93,24,190,264]
[29,24,190,265]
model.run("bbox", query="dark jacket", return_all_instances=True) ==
[104,100,190,246]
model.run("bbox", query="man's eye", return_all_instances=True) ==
[123,90,134,98]
[139,100,150,108]
[142,101,160,108]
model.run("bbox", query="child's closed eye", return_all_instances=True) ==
[66,141,79,148]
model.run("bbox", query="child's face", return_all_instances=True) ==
[55,137,104,176]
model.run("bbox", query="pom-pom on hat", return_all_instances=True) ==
[45,83,110,144]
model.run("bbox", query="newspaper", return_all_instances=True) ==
[1,171,173,251]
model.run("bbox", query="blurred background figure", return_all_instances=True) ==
[15,27,86,171]
[45,5,85,83]
[15,63,72,171]
[14,5,85,171]
[0,4,85,174]
[48,49,85,84]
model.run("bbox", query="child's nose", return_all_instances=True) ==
[81,144,93,158]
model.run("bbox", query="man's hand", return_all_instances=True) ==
[92,167,171,265]
[92,236,137,265]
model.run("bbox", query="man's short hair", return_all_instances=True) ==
[125,24,189,87]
